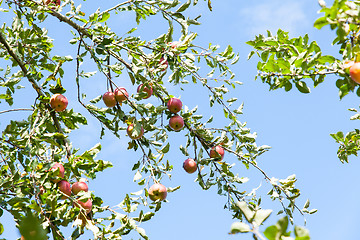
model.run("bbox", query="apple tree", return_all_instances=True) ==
[5,0,355,239]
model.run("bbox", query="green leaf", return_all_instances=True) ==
[230,222,251,234]
[160,142,170,153]
[295,81,311,93]
[99,12,110,22]
[313,16,329,29]
[176,0,191,12]
[294,226,310,240]
[254,209,272,226]
[264,225,278,240]
[236,201,254,222]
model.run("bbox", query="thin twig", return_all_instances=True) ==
[0,108,33,114]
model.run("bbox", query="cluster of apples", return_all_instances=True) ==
[167,97,184,131]
[102,87,130,108]
[50,163,92,214]
[182,145,225,174]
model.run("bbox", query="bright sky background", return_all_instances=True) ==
[1,0,359,239]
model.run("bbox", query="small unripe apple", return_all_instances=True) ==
[50,162,65,183]
[114,87,129,102]
[210,145,225,160]
[169,115,184,131]
[159,57,169,71]
[50,94,68,112]
[58,180,71,199]
[167,98,182,113]
[183,158,197,174]
[72,181,88,195]
[349,62,360,84]
[103,92,116,107]
[137,84,153,99]
[148,183,167,201]
[76,199,92,214]
[127,124,144,140]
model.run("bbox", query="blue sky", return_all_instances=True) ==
[1,0,359,239]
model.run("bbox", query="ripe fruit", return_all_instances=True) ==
[183,158,197,174]
[349,62,360,84]
[210,145,225,160]
[169,115,184,131]
[50,162,65,183]
[72,181,88,195]
[103,92,116,107]
[44,0,60,6]
[58,180,71,199]
[148,183,167,201]
[137,84,153,99]
[127,124,144,140]
[50,94,68,112]
[159,57,169,71]
[114,87,129,103]
[76,199,92,214]
[167,98,182,113]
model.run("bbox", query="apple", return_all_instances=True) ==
[169,115,184,131]
[159,57,169,71]
[72,181,88,195]
[44,0,60,6]
[50,94,68,112]
[114,87,129,103]
[210,145,225,160]
[58,180,71,199]
[137,84,153,99]
[148,183,167,201]
[349,62,360,84]
[103,92,116,107]
[76,199,92,214]
[127,124,144,140]
[167,98,182,113]
[50,162,65,183]
[183,158,197,174]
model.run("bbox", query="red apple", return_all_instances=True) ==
[103,92,116,107]
[167,98,182,113]
[114,87,129,103]
[183,158,197,174]
[50,162,65,183]
[349,62,360,84]
[44,0,60,6]
[58,180,71,199]
[76,199,92,214]
[159,57,169,71]
[137,84,153,99]
[50,94,68,112]
[210,145,225,160]
[72,181,88,195]
[169,115,184,131]
[148,183,167,201]
[127,124,144,140]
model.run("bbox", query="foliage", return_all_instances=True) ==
[3,0,358,239]
[247,0,360,165]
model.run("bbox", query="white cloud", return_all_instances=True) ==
[239,1,309,36]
